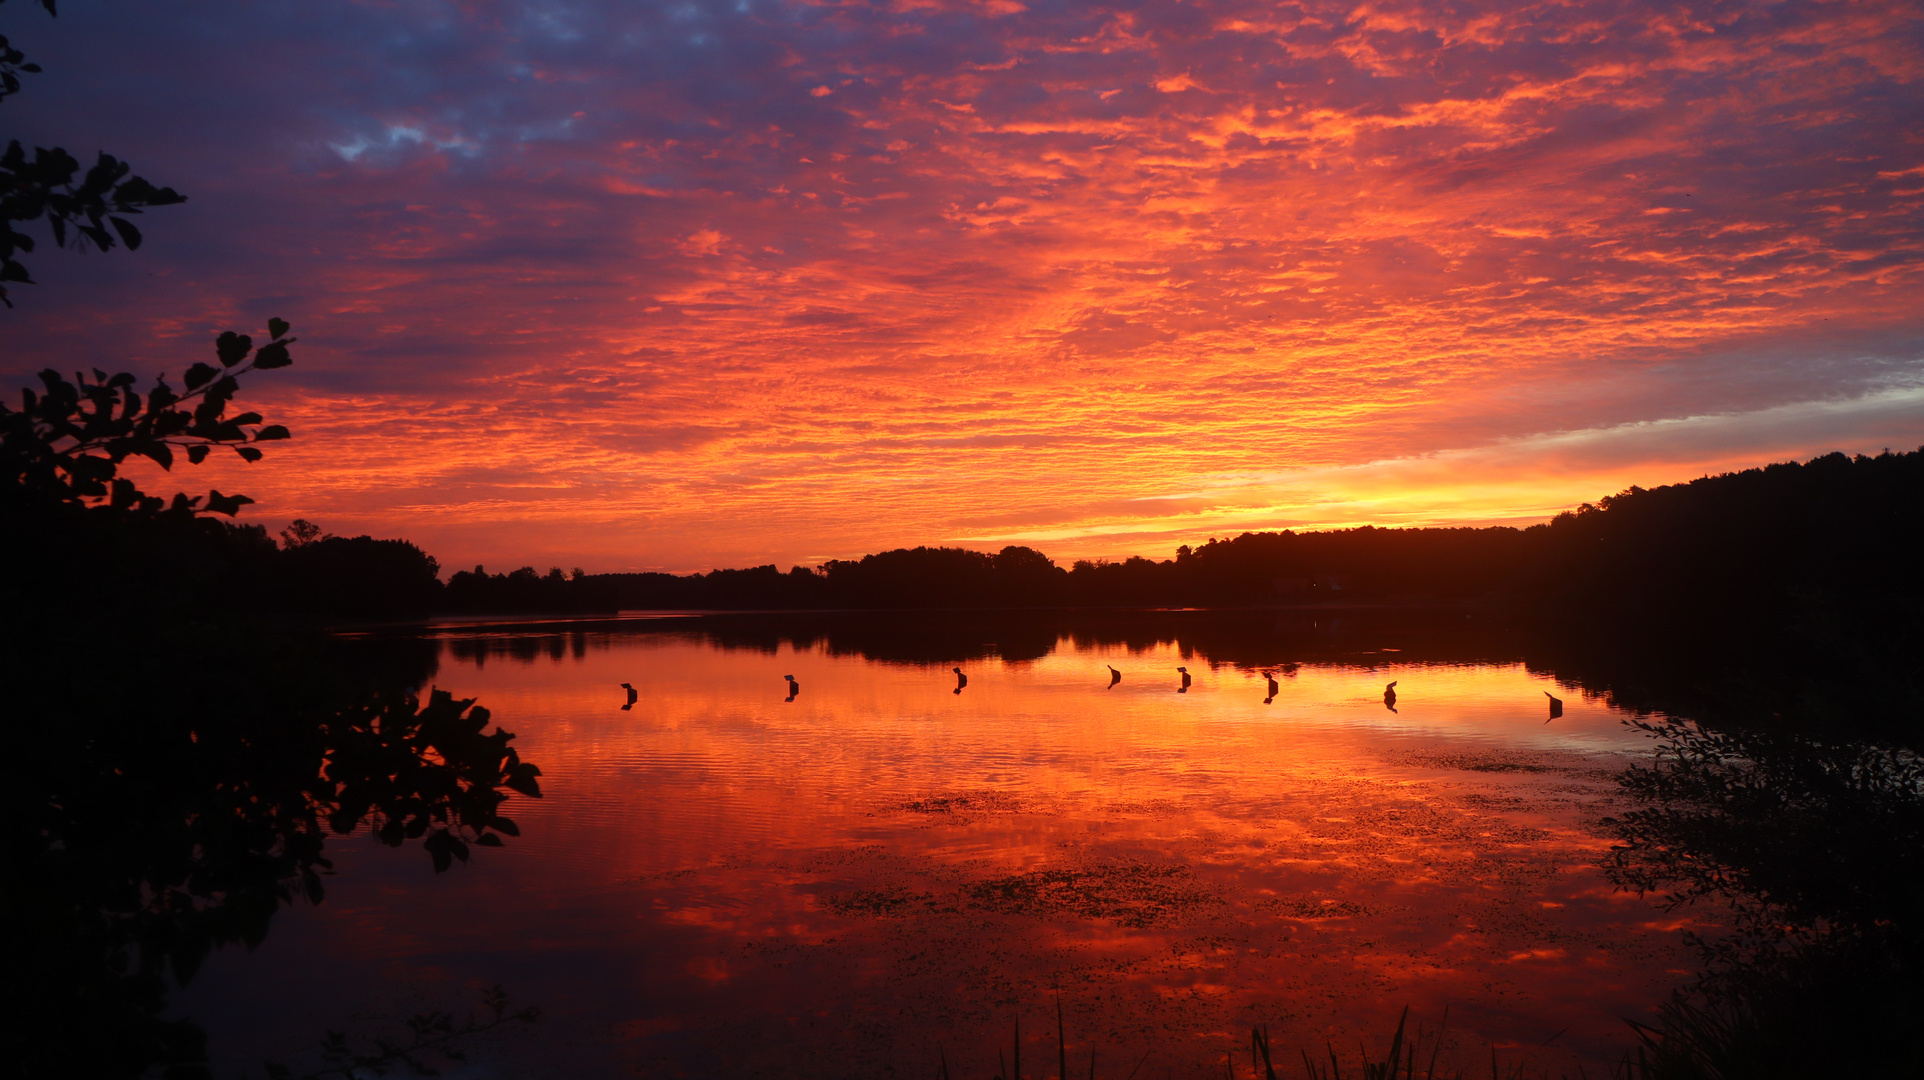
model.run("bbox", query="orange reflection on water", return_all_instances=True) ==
[185,630,1695,1076]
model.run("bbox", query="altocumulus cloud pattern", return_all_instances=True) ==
[5,0,1922,570]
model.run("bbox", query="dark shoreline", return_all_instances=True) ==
[334,604,1920,747]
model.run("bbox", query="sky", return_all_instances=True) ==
[4,0,1921,574]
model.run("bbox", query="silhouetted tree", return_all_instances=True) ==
[2,333,542,1075]
[442,562,616,615]
[815,545,1069,608]
[262,520,445,621]
[1603,720,1924,1076]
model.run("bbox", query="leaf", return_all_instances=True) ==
[187,444,208,464]
[267,317,290,339]
[252,341,292,369]
[235,445,262,462]
[82,153,131,192]
[504,763,543,798]
[201,489,255,516]
[109,216,143,250]
[425,829,454,873]
[214,331,252,367]
[183,362,218,390]
[254,425,290,441]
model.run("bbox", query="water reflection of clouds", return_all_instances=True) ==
[180,620,1680,1075]
[244,630,1677,1074]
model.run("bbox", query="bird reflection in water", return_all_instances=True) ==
[1545,691,1563,721]
[784,674,800,702]
[1106,664,1121,688]
[620,682,638,711]
[1177,666,1191,693]
[952,667,968,694]
[1263,671,1279,704]
[1383,680,1399,713]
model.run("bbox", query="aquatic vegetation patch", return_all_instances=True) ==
[960,862,1219,928]
[895,790,1029,816]
[822,885,938,918]
[1256,896,1376,919]
[1414,752,1562,774]
[1100,798,1188,816]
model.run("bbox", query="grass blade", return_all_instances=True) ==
[1058,994,1069,1080]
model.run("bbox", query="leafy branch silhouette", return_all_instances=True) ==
[0,0,51,103]
[328,687,546,876]
[0,0,185,305]
[0,319,295,513]
[0,31,41,102]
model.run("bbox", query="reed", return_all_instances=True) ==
[958,1003,1603,1080]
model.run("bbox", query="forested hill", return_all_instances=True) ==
[589,526,1529,611]
[120,448,1918,624]
[583,448,1922,618]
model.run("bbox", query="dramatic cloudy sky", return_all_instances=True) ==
[5,0,1921,572]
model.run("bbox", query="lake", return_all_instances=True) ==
[173,612,1697,1077]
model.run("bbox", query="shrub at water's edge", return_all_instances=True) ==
[1600,719,1924,1078]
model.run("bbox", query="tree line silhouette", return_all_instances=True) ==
[74,446,1915,741]
[248,449,1924,652]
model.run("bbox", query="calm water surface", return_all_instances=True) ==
[179,621,1692,1076]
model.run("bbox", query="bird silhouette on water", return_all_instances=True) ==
[1177,666,1192,693]
[1106,665,1122,689]
[1263,671,1279,704]
[784,674,800,702]
[1383,680,1399,713]
[1545,691,1564,721]
[620,682,638,711]
[953,667,968,694]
